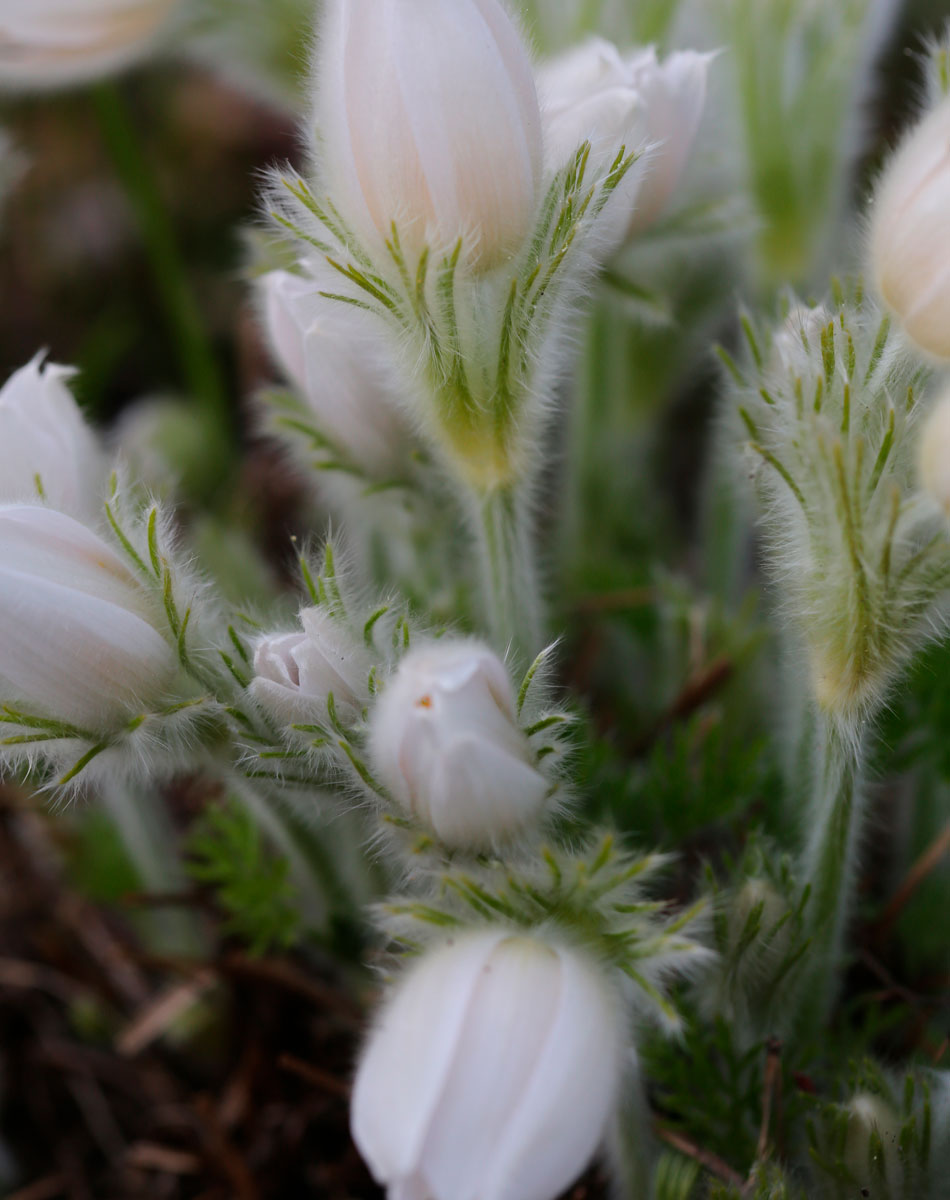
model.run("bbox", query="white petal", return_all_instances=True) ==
[0,567,175,727]
[538,38,712,237]
[262,272,309,395]
[538,38,629,109]
[351,931,509,1184]
[260,269,409,475]
[253,632,307,690]
[0,356,103,517]
[0,506,175,727]
[316,0,541,268]
[417,937,563,1200]
[427,736,548,847]
[544,85,642,175]
[625,50,712,234]
[0,505,155,617]
[298,607,371,704]
[481,947,623,1200]
[0,0,178,91]
[390,713,440,821]
[369,640,544,846]
[871,97,950,357]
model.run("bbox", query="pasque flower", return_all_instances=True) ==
[261,270,409,476]
[538,38,711,236]
[351,930,622,1200]
[251,607,372,725]
[369,641,549,848]
[314,0,543,270]
[0,356,103,518]
[0,506,177,730]
[0,0,179,90]
[871,96,950,359]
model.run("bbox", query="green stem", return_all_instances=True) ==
[608,1069,654,1198]
[92,84,233,459]
[798,714,865,1027]
[475,485,543,667]
[235,782,359,932]
[559,302,614,587]
[574,0,607,38]
[630,0,684,43]
[99,781,206,957]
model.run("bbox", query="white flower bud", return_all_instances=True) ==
[538,39,711,236]
[352,931,622,1200]
[369,641,548,848]
[0,0,178,91]
[0,356,103,519]
[250,607,371,725]
[919,388,950,514]
[871,97,950,359]
[261,270,409,476]
[0,505,177,730]
[315,0,543,271]
[844,1093,901,1187]
[770,304,832,376]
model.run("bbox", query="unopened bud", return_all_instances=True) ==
[0,356,103,519]
[352,931,622,1200]
[369,641,549,848]
[261,270,409,476]
[770,304,832,377]
[315,0,543,271]
[870,97,950,359]
[250,607,371,725]
[539,39,711,237]
[0,505,177,730]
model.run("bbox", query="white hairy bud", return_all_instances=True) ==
[250,607,372,725]
[351,931,622,1200]
[871,97,950,359]
[0,505,177,730]
[315,0,543,271]
[261,270,409,476]
[0,356,103,518]
[770,304,833,377]
[0,0,179,91]
[844,1093,901,1189]
[368,641,549,848]
[538,39,711,236]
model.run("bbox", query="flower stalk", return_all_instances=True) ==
[798,713,866,1026]
[475,484,543,663]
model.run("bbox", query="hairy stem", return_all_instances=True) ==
[797,714,866,1028]
[475,484,543,666]
[99,781,206,957]
[235,782,359,932]
[607,1064,654,1199]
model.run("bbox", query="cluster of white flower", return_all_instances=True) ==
[245,13,717,1182]
[0,2,719,1196]
[7,0,950,1195]
[261,0,710,660]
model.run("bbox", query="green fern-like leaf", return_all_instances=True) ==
[187,801,301,956]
